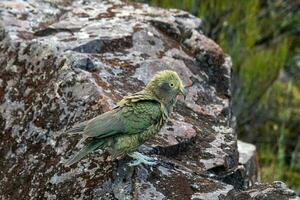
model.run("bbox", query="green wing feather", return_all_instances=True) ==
[82,96,162,139]
[65,121,88,134]
[83,109,125,138]
[120,100,162,133]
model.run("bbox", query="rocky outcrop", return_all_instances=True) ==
[228,181,299,200]
[0,0,297,199]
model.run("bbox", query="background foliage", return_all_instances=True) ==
[137,0,300,193]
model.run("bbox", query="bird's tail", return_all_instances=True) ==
[65,139,107,167]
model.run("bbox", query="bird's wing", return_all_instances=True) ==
[83,98,162,139]
[83,109,125,138]
[120,100,162,134]
[65,120,88,134]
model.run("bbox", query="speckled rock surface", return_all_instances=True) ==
[0,0,296,199]
[237,140,258,188]
[227,181,300,200]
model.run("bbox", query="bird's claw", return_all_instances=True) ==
[128,159,156,167]
[127,152,157,167]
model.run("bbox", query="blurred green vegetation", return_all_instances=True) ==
[137,0,300,193]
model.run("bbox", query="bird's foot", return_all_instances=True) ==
[127,152,157,167]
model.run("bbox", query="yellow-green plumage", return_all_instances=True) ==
[65,70,185,166]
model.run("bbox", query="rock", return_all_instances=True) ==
[237,140,258,188]
[71,56,97,72]
[0,0,297,199]
[228,181,300,200]
[193,140,258,193]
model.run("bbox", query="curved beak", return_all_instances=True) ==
[179,87,187,99]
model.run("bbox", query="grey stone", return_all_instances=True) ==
[229,181,300,200]
[238,140,258,188]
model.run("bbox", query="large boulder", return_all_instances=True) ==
[0,0,296,199]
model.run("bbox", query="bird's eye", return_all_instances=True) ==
[170,83,174,87]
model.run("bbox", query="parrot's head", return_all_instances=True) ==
[145,70,186,106]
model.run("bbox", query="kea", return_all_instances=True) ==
[65,70,186,166]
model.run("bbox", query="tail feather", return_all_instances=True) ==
[65,140,107,167]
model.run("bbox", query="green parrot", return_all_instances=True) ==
[65,70,186,166]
